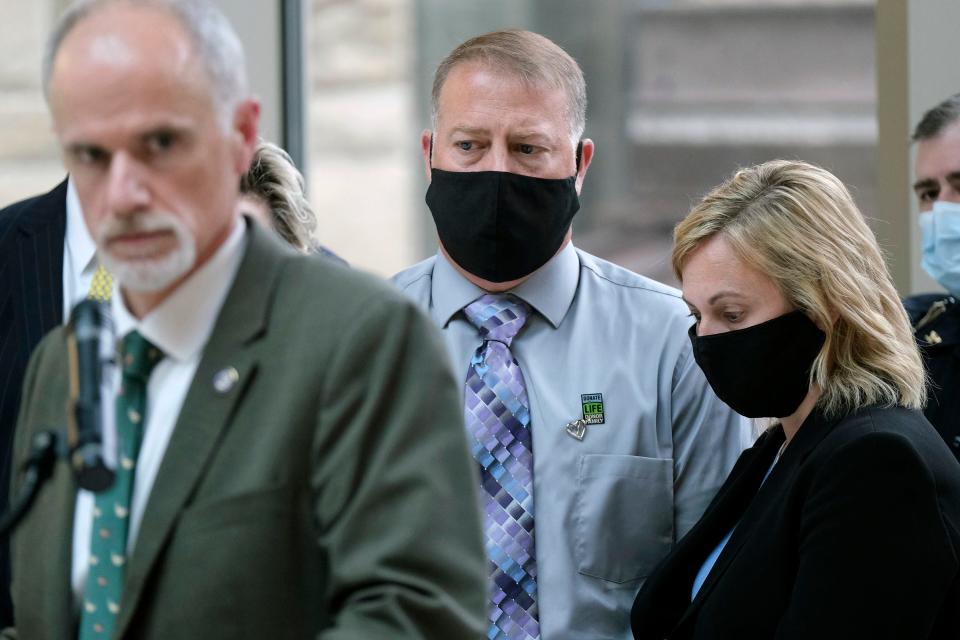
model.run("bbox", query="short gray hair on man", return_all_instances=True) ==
[239,140,318,254]
[42,0,249,125]
[430,29,587,142]
[912,92,960,142]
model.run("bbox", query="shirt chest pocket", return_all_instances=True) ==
[573,454,674,584]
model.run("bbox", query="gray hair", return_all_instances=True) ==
[912,92,960,141]
[430,29,587,142]
[239,140,318,254]
[43,0,248,124]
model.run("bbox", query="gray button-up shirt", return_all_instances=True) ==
[392,244,752,639]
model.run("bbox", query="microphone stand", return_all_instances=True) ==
[0,430,64,539]
[0,299,115,539]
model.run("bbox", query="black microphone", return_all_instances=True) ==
[68,299,116,492]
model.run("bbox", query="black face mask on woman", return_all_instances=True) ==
[688,310,826,418]
[425,167,581,283]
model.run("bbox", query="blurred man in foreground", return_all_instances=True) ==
[5,1,486,638]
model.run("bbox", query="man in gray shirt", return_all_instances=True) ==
[392,29,752,639]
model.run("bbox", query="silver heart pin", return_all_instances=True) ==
[565,419,587,441]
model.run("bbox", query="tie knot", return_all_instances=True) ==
[121,331,163,381]
[87,264,114,303]
[464,294,531,346]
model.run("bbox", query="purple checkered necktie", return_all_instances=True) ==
[463,293,540,640]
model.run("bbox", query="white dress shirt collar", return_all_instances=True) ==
[111,219,246,362]
[62,179,99,320]
[65,179,97,278]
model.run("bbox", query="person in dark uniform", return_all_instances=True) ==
[906,93,960,459]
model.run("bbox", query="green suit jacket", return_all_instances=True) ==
[5,222,487,639]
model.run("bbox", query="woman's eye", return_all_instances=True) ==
[456,141,473,151]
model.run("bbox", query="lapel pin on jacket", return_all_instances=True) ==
[213,367,240,394]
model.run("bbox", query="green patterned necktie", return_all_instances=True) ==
[79,330,163,639]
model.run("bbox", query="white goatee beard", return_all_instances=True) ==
[96,212,197,294]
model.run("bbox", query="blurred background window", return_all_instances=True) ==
[0,0,883,288]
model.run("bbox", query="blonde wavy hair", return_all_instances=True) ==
[672,159,925,416]
[239,140,317,253]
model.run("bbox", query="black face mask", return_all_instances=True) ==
[425,168,581,283]
[688,310,826,418]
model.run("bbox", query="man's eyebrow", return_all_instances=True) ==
[65,141,105,155]
[913,177,938,192]
[137,124,188,142]
[140,119,193,136]
[448,126,490,137]
[511,130,551,140]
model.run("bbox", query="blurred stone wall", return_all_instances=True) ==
[0,0,66,206]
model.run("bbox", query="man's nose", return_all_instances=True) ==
[938,192,960,206]
[105,152,150,216]
[477,142,513,173]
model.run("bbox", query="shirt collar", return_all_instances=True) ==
[431,242,580,329]
[111,219,247,363]
[65,179,98,276]
[432,253,487,328]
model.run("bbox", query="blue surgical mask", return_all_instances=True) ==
[920,200,960,297]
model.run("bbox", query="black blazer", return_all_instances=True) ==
[904,293,960,460]
[631,405,960,640]
[0,180,67,627]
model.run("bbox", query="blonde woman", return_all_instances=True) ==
[239,140,346,264]
[631,160,960,639]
